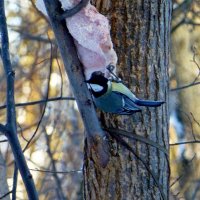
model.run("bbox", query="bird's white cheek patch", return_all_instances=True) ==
[89,84,103,92]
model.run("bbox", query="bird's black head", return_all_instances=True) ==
[86,71,109,97]
[86,71,108,85]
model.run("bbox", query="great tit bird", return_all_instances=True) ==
[86,71,164,115]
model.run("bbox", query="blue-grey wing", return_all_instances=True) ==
[114,92,141,115]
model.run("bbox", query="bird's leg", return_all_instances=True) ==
[106,64,122,83]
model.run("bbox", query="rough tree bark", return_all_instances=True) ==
[84,1,172,199]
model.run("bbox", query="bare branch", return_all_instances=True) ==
[171,18,200,33]
[191,46,200,83]
[171,18,186,33]
[190,112,200,128]
[44,0,109,167]
[109,132,167,200]
[44,128,65,200]
[170,140,200,146]
[178,109,195,140]
[0,1,38,198]
[18,123,29,142]
[171,0,195,33]
[170,175,184,188]
[0,96,75,110]
[170,81,200,91]
[30,168,82,174]
[105,128,168,155]
[191,180,200,199]
[0,124,7,134]
[12,163,18,200]
[29,0,49,24]
[0,191,12,200]
[0,139,8,143]
[55,48,64,97]
[12,28,55,44]
[171,48,200,91]
[173,0,193,17]
[59,0,89,20]
[170,154,196,189]
[23,33,53,153]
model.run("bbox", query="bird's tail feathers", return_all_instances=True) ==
[134,99,165,107]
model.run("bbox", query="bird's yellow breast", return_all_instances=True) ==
[111,81,136,100]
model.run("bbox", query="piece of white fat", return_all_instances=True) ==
[35,0,117,79]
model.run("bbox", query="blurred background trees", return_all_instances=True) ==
[0,1,84,199]
[0,0,200,199]
[170,0,200,199]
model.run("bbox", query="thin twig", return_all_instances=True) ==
[105,128,168,155]
[172,0,193,17]
[110,132,167,200]
[191,180,200,200]
[179,109,195,140]
[29,0,49,24]
[170,81,200,91]
[171,47,200,92]
[170,174,184,188]
[0,139,8,143]
[0,191,13,200]
[0,1,38,199]
[172,0,194,33]
[190,112,200,128]
[59,0,89,20]
[170,154,195,189]
[170,140,200,146]
[44,128,65,200]
[30,168,82,174]
[0,124,7,134]
[23,32,53,152]
[191,46,200,84]
[18,123,28,142]
[12,163,18,200]
[11,28,55,44]
[0,96,75,110]
[55,48,64,97]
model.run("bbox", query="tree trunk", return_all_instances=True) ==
[84,0,172,200]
